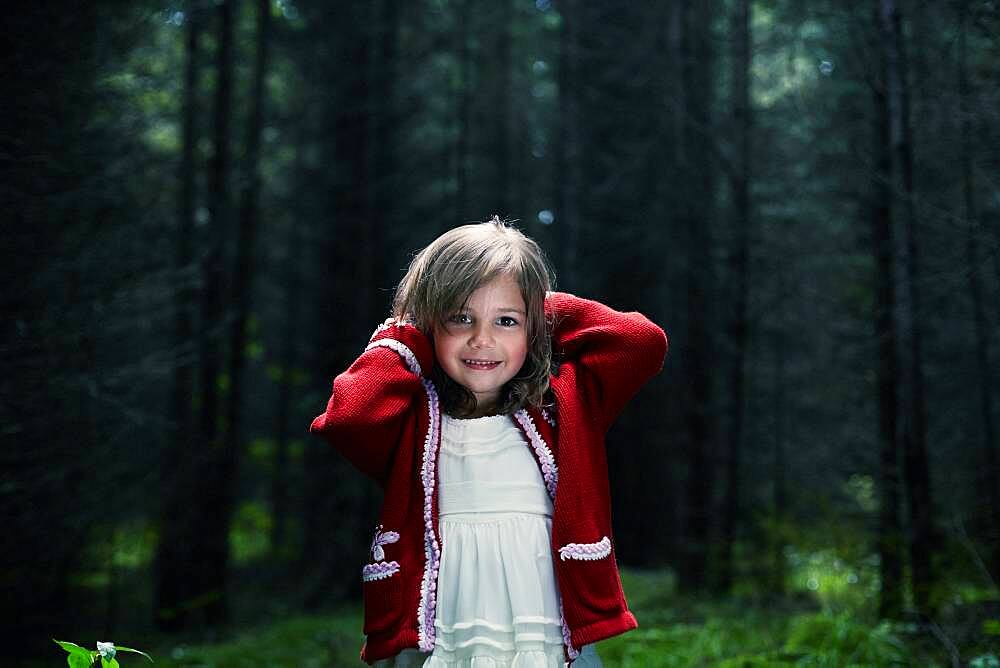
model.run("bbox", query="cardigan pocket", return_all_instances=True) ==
[361,561,404,636]
[557,537,623,619]
[361,525,404,635]
[558,536,611,562]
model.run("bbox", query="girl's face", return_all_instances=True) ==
[433,274,529,415]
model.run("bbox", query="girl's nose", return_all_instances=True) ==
[469,323,494,348]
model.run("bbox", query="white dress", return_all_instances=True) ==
[374,413,601,667]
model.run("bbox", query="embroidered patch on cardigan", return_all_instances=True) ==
[362,560,400,582]
[558,536,612,561]
[370,524,399,562]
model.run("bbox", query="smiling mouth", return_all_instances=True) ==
[462,359,501,369]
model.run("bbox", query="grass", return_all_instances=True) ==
[598,569,918,667]
[120,568,967,667]
[146,611,364,667]
[38,542,998,667]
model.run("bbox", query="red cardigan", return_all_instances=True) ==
[309,291,668,664]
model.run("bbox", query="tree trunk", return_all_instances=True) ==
[511,2,528,226]
[676,0,716,593]
[455,0,471,222]
[195,0,235,626]
[493,0,513,218]
[271,130,306,555]
[873,0,903,618]
[718,0,752,595]
[374,0,398,293]
[301,0,378,608]
[154,0,201,632]
[555,0,581,288]
[771,266,788,595]
[217,0,271,608]
[958,0,999,581]
[879,0,936,618]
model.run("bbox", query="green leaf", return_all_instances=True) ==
[53,640,95,668]
[70,654,94,668]
[101,658,120,668]
[54,639,87,654]
[115,646,154,662]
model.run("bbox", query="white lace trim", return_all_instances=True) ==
[558,536,612,561]
[560,601,579,660]
[512,409,558,499]
[365,338,422,376]
[417,378,442,651]
[369,321,395,341]
[362,560,401,582]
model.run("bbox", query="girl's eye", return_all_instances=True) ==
[446,314,518,328]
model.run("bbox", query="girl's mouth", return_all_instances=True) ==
[462,359,501,370]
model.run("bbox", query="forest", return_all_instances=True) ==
[3,0,999,665]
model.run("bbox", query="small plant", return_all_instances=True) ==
[53,639,152,668]
[970,654,999,668]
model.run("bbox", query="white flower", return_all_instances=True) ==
[97,642,116,659]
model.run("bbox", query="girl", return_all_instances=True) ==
[310,219,668,666]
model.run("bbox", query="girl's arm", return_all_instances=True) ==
[545,291,668,430]
[309,318,434,483]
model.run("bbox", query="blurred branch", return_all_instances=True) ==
[949,511,998,593]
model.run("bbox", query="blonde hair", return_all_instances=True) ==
[392,217,555,417]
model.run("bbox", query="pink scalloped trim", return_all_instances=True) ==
[364,339,422,376]
[513,410,558,499]
[558,536,612,561]
[417,378,442,652]
[560,601,579,660]
[362,560,400,582]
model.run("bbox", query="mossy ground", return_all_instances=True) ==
[119,568,992,667]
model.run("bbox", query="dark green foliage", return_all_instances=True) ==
[114,568,957,666]
[3,0,999,661]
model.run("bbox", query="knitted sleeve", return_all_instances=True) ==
[309,320,435,484]
[545,291,668,430]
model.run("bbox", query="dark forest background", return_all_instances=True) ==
[3,0,999,665]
